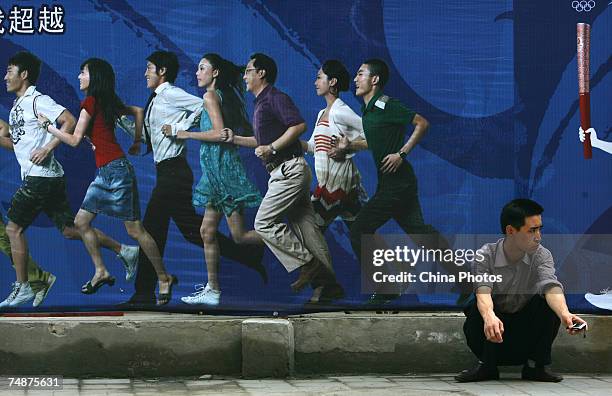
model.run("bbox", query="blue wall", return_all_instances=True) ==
[1,0,611,313]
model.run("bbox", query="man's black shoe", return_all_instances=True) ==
[365,292,401,306]
[521,365,563,382]
[307,283,345,304]
[291,258,323,292]
[320,283,345,302]
[116,294,156,309]
[455,362,500,383]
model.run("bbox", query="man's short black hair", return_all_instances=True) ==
[146,51,179,83]
[363,58,389,88]
[8,51,42,85]
[250,53,277,85]
[500,199,544,234]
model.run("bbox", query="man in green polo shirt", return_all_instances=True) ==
[346,58,465,303]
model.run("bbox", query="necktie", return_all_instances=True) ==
[142,91,157,154]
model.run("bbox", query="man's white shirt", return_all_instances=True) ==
[145,82,202,163]
[9,86,65,179]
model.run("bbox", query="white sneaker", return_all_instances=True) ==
[33,274,57,307]
[1,282,35,307]
[181,283,206,304]
[585,288,612,311]
[117,245,139,282]
[181,283,220,306]
[0,283,18,308]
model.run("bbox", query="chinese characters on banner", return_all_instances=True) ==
[0,4,65,35]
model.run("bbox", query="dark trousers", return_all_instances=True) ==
[310,220,354,290]
[463,296,561,366]
[132,156,255,300]
[349,166,467,294]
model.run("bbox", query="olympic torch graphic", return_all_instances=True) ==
[577,23,592,159]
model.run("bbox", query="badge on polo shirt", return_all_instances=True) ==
[374,95,389,110]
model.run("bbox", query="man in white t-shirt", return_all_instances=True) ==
[0,51,139,308]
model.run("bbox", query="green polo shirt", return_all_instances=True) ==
[361,91,416,185]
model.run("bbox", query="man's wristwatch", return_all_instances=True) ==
[270,144,277,155]
[398,150,407,159]
[41,120,51,131]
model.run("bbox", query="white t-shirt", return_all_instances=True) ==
[9,86,66,179]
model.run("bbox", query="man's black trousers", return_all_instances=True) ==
[131,156,257,301]
[463,295,561,366]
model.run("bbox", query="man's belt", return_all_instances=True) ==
[264,153,301,173]
[155,155,186,169]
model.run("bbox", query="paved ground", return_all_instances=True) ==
[1,374,611,395]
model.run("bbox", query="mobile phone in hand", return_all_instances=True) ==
[569,322,586,331]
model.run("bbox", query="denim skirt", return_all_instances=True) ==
[81,157,141,221]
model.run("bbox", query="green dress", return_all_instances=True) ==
[192,90,262,215]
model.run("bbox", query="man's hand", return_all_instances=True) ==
[328,135,349,161]
[380,153,403,173]
[128,141,141,155]
[255,145,274,161]
[561,312,588,335]
[221,128,234,143]
[37,114,51,130]
[0,120,13,151]
[483,313,504,343]
[208,128,231,143]
[336,135,350,150]
[30,147,51,165]
[161,124,173,137]
[579,127,598,146]
[0,119,9,135]
[327,147,346,161]
[578,126,612,154]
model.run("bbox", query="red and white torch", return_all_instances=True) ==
[577,23,592,159]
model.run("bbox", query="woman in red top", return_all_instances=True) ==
[38,58,177,304]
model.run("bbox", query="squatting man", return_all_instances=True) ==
[455,199,588,383]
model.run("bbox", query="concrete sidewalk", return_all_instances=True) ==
[2,312,610,378]
[1,374,611,395]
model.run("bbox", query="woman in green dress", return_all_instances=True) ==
[166,53,262,306]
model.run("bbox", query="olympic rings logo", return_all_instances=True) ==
[572,0,596,11]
